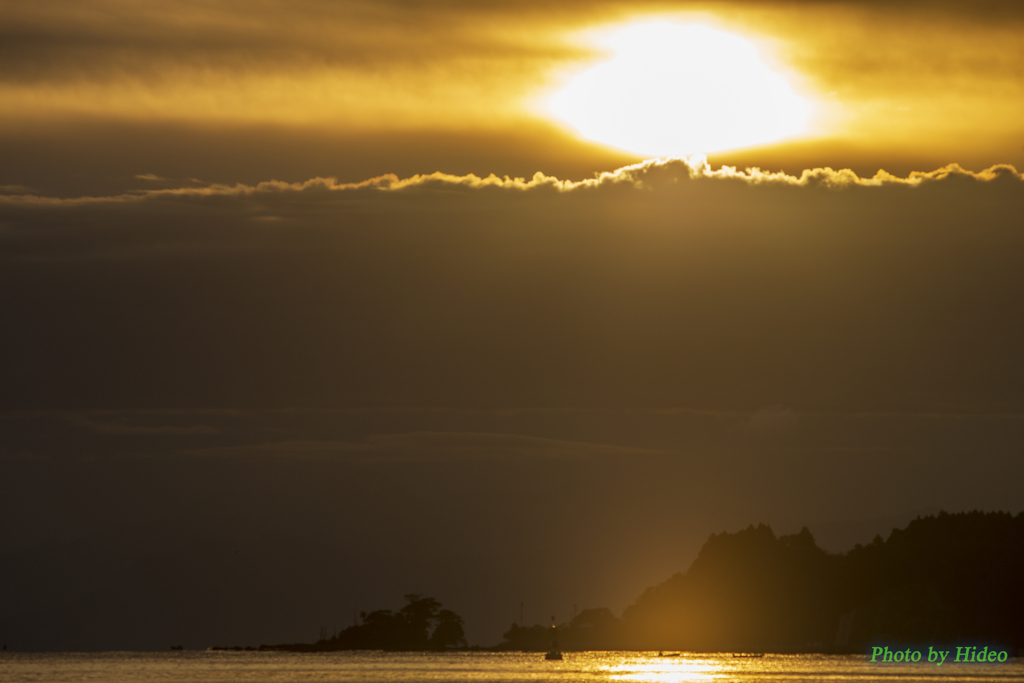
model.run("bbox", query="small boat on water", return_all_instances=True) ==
[733,653,765,658]
[656,651,681,657]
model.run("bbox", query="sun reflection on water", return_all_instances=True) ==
[603,655,723,683]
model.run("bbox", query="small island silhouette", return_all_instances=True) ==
[258,594,465,652]
[241,510,1022,654]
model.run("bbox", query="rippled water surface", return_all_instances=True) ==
[2,651,1022,683]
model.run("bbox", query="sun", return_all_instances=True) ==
[547,22,813,157]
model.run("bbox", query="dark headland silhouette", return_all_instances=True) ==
[251,510,1023,654]
[619,510,1023,653]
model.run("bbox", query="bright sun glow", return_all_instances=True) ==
[548,22,813,157]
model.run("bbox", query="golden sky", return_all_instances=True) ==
[3,0,1024,179]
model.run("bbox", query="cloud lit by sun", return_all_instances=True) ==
[546,22,814,157]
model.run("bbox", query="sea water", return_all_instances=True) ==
[1,651,1022,683]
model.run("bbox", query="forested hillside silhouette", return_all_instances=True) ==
[619,510,1024,652]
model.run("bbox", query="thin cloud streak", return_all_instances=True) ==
[68,415,221,436]
[7,406,1022,422]
[184,431,667,462]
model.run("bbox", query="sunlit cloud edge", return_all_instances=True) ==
[2,157,1021,208]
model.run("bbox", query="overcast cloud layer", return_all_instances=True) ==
[2,158,1022,649]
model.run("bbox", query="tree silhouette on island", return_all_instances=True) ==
[261,594,465,652]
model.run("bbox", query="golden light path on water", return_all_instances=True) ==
[604,656,721,683]
[547,22,813,157]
